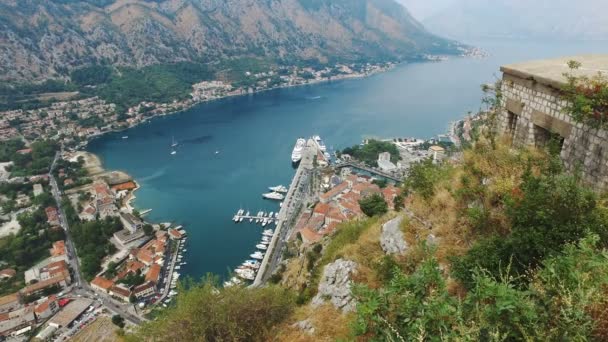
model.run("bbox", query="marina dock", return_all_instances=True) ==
[253,138,317,286]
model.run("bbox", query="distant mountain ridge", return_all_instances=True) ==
[0,0,462,83]
[419,0,608,41]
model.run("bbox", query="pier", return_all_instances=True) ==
[253,139,317,286]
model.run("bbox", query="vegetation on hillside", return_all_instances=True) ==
[61,198,121,280]
[0,206,65,296]
[3,139,58,177]
[341,139,401,167]
[127,134,608,341]
[562,60,608,129]
[128,278,295,341]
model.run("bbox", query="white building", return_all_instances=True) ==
[377,152,397,172]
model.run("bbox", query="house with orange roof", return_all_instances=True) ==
[382,186,400,208]
[313,203,331,217]
[45,207,60,226]
[50,241,67,262]
[0,269,16,280]
[338,199,363,217]
[34,295,58,319]
[168,228,184,240]
[21,273,70,297]
[109,285,131,302]
[133,282,155,299]
[326,207,347,224]
[299,227,323,244]
[320,221,341,235]
[145,264,161,284]
[319,182,349,204]
[136,249,154,266]
[111,181,137,192]
[91,277,114,293]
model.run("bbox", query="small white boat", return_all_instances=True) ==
[250,252,264,260]
[171,136,178,148]
[263,192,284,201]
[275,212,279,219]
[269,211,274,217]
[263,230,273,236]
[215,150,220,155]
[256,244,268,250]
[261,219,267,227]
[122,136,129,139]
[269,185,288,193]
[170,150,177,155]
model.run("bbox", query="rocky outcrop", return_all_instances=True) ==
[312,259,358,312]
[292,319,315,335]
[0,0,462,82]
[381,216,408,255]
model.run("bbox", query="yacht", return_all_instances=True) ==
[269,185,288,193]
[256,244,268,250]
[262,192,285,201]
[291,138,306,163]
[250,251,264,260]
[313,135,327,152]
[261,219,268,227]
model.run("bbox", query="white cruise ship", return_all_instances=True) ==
[291,138,306,163]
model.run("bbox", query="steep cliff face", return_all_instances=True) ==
[0,0,460,82]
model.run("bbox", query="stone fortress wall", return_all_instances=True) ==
[497,55,608,190]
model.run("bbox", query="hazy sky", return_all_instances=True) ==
[397,0,457,20]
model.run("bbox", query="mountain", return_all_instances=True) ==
[0,0,462,83]
[420,0,608,41]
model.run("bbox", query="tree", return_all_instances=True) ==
[393,193,404,210]
[358,194,388,217]
[112,314,125,328]
[142,224,154,237]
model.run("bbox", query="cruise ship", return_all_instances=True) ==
[291,138,306,164]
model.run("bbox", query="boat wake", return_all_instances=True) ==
[140,167,168,182]
[181,135,213,145]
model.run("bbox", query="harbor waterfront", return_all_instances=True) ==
[87,39,608,282]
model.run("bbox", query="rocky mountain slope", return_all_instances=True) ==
[0,0,461,82]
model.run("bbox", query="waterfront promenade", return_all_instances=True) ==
[253,139,317,285]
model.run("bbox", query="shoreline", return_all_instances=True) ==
[79,64,397,149]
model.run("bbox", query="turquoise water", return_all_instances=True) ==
[88,39,608,280]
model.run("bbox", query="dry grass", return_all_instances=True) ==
[71,316,121,342]
[273,304,354,342]
[403,139,552,267]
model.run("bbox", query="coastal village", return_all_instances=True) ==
[0,144,188,339]
[0,63,396,145]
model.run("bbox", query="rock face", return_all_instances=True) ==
[381,216,408,255]
[0,0,462,82]
[312,259,358,312]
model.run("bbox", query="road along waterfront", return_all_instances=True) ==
[254,139,318,285]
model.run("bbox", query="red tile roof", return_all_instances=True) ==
[145,264,161,284]
[91,277,114,291]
